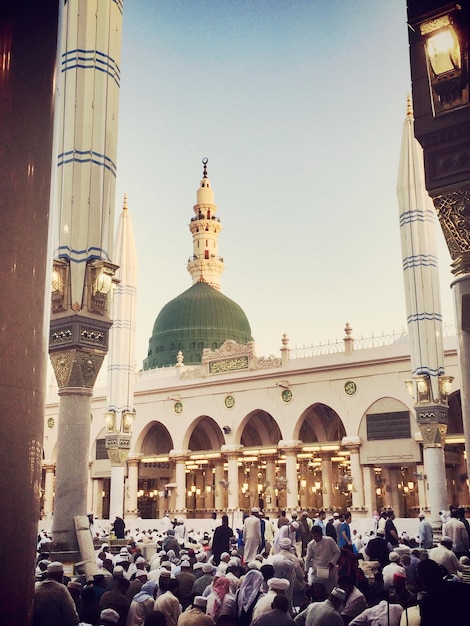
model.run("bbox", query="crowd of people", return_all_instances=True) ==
[33,507,470,626]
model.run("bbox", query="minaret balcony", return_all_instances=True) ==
[188,254,224,263]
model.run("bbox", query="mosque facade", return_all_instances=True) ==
[42,157,468,525]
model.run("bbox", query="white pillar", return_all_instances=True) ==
[249,464,259,511]
[321,454,333,510]
[93,478,104,519]
[43,464,55,519]
[214,461,225,511]
[87,463,94,516]
[384,467,401,510]
[125,459,139,517]
[382,467,393,509]
[226,453,240,512]
[348,444,365,509]
[285,448,299,512]
[265,457,277,513]
[109,465,125,520]
[362,467,376,516]
[173,456,187,514]
[415,463,428,512]
[424,447,447,527]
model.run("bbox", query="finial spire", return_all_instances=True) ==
[406,93,413,119]
[202,157,208,179]
[123,193,128,210]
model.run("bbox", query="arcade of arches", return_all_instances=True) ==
[44,391,468,522]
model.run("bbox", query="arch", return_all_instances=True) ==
[184,416,225,452]
[237,410,282,447]
[135,421,174,456]
[294,403,346,443]
[448,390,463,435]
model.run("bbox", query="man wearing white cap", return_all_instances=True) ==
[33,561,79,626]
[428,536,469,577]
[99,607,120,625]
[252,577,290,620]
[243,508,262,564]
[382,552,405,589]
[177,596,215,626]
[294,586,345,626]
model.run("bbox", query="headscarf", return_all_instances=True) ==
[212,576,232,617]
[132,580,157,603]
[237,569,263,616]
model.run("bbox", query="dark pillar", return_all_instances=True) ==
[0,2,59,623]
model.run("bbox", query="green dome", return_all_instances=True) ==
[143,281,253,369]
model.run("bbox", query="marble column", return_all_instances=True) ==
[52,386,95,551]
[285,448,299,512]
[382,467,401,512]
[92,479,104,520]
[415,464,428,512]
[225,452,240,512]
[249,464,259,511]
[171,453,188,515]
[431,192,470,511]
[299,463,309,511]
[362,467,376,516]
[0,2,58,621]
[381,467,393,510]
[321,454,333,510]
[343,440,365,510]
[125,458,140,517]
[265,457,277,513]
[214,461,225,511]
[423,447,447,523]
[87,466,94,516]
[196,471,205,510]
[43,465,56,519]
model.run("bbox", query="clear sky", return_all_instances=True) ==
[114,0,455,368]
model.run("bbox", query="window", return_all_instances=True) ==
[366,411,411,440]
[96,439,108,460]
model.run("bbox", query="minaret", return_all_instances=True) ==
[397,96,453,529]
[0,2,59,620]
[49,0,123,559]
[187,158,224,289]
[105,194,138,521]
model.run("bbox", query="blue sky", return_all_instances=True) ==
[114,1,455,366]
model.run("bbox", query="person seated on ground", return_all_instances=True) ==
[293,586,346,626]
[33,561,79,626]
[337,575,368,626]
[306,581,328,604]
[100,608,121,625]
[144,611,168,626]
[126,580,157,626]
[417,557,470,626]
[177,595,215,626]
[251,594,295,626]
[100,576,131,626]
[428,535,470,578]
[154,578,182,626]
[252,576,290,620]
[388,572,415,610]
[348,589,403,626]
[364,530,390,569]
[206,576,236,622]
[80,586,101,626]
[382,552,405,590]
[236,568,264,626]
